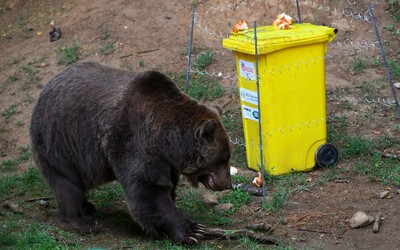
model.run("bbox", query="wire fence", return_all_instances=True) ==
[185,0,399,180]
[187,0,398,115]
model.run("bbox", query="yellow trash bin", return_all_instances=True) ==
[223,23,338,175]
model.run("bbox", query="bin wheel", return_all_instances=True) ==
[315,143,338,167]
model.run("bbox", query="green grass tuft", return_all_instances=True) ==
[354,153,400,186]
[167,71,225,101]
[21,65,41,90]
[351,58,365,74]
[1,159,20,172]
[97,22,110,40]
[193,51,214,70]
[87,181,124,208]
[177,188,232,225]
[389,59,400,77]
[219,189,252,213]
[1,146,31,172]
[266,186,288,212]
[139,59,145,68]
[0,175,19,200]
[57,43,80,65]
[341,136,373,158]
[0,222,79,249]
[99,43,115,55]
[1,105,21,119]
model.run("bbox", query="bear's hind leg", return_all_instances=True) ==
[33,147,98,234]
[53,174,98,234]
[82,199,96,215]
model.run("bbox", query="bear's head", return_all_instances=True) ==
[183,107,232,191]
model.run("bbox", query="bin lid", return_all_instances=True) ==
[222,23,337,55]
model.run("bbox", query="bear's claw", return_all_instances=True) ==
[181,222,206,245]
[188,237,198,244]
[195,233,205,239]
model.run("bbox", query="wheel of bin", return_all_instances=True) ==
[315,143,338,167]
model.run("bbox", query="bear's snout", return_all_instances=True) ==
[198,168,231,191]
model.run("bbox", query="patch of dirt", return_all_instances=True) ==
[1,0,399,249]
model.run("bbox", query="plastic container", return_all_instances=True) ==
[223,23,338,175]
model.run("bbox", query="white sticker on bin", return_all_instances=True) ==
[239,60,255,81]
[240,88,258,105]
[242,105,259,122]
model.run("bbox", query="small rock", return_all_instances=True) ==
[394,82,400,89]
[201,193,219,206]
[379,190,390,199]
[350,211,375,229]
[396,189,400,194]
[215,203,233,212]
[38,62,47,68]
[49,27,61,42]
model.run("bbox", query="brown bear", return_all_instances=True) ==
[30,62,232,244]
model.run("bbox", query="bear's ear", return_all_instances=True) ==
[210,105,223,117]
[195,120,217,144]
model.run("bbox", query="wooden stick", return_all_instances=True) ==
[378,151,400,160]
[119,53,133,59]
[335,179,350,183]
[203,227,279,245]
[119,49,159,59]
[136,48,158,54]
[373,213,382,233]
[24,197,53,202]
[298,227,330,234]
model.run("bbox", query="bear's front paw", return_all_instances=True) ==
[61,217,100,234]
[174,223,206,245]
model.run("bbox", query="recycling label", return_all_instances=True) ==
[242,105,259,122]
[239,88,258,106]
[239,60,255,80]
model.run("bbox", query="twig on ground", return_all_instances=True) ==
[119,53,133,59]
[119,49,159,59]
[24,197,53,202]
[136,48,158,54]
[335,179,350,183]
[203,227,279,244]
[298,227,330,234]
[378,151,400,160]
